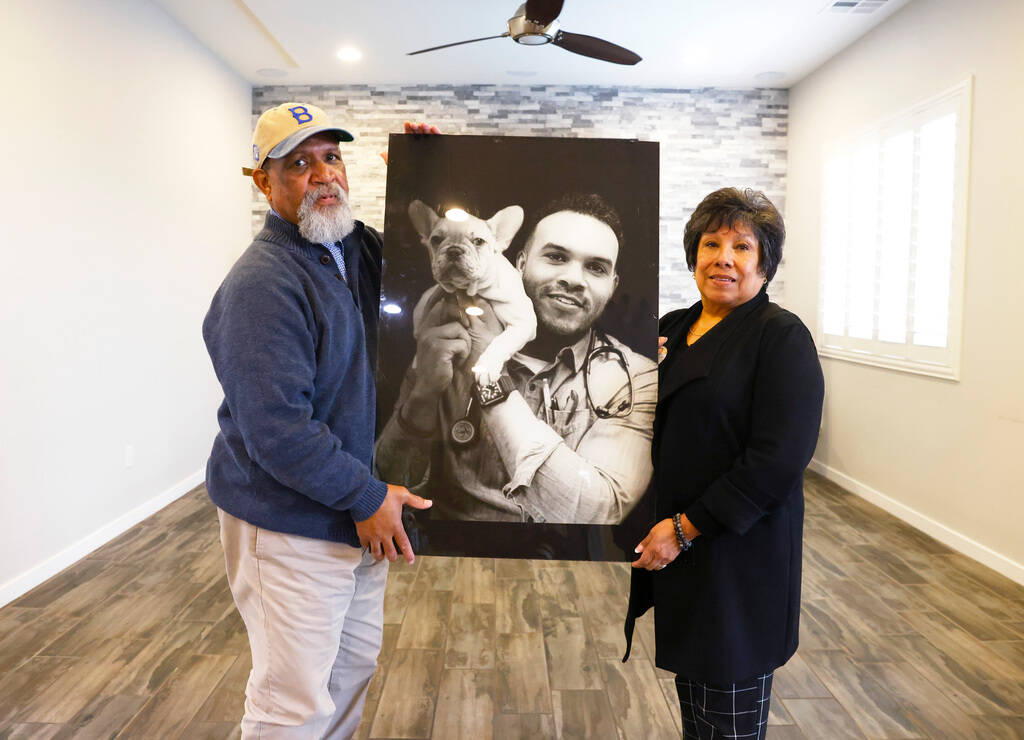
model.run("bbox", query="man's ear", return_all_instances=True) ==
[486,205,524,250]
[253,169,272,203]
[515,248,527,273]
[408,200,439,241]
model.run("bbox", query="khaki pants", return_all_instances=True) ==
[218,508,388,739]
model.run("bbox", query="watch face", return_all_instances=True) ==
[450,418,476,445]
[477,383,505,405]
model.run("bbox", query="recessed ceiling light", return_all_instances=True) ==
[444,208,469,222]
[336,46,362,63]
[382,303,402,315]
[256,67,287,78]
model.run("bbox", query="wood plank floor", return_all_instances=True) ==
[2,471,1023,738]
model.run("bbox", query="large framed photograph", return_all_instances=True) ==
[375,134,659,561]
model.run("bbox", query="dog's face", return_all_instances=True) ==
[408,200,524,293]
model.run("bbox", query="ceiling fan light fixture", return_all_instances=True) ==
[508,15,559,45]
[515,33,552,45]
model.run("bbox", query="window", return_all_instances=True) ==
[818,79,972,379]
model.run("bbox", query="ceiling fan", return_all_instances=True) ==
[407,0,641,66]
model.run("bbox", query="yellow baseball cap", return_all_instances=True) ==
[242,102,354,176]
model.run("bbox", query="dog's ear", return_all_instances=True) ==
[408,200,439,241]
[485,205,524,250]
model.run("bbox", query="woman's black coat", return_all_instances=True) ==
[625,291,824,684]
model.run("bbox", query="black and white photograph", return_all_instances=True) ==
[375,134,659,560]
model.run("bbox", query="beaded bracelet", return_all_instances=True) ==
[672,513,692,551]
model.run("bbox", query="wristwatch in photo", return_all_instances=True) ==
[474,374,515,407]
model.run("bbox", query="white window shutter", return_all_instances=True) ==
[818,78,972,380]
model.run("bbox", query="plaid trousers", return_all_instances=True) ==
[675,672,774,739]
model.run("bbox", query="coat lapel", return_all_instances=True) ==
[658,320,713,404]
[657,291,769,405]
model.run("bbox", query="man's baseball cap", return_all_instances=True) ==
[242,102,354,176]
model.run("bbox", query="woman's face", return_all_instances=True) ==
[694,222,764,315]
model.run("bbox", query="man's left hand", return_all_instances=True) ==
[380,122,442,164]
[355,484,432,563]
[461,296,505,370]
[404,121,441,135]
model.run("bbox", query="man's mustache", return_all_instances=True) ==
[302,183,347,208]
[541,285,589,309]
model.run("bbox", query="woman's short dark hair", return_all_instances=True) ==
[683,188,785,284]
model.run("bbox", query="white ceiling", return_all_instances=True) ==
[156,0,913,88]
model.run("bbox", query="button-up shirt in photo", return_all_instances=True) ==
[375,330,656,524]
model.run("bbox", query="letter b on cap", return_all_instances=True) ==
[289,106,313,124]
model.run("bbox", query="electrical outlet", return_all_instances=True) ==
[125,444,135,468]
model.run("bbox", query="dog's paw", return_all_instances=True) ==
[473,349,505,387]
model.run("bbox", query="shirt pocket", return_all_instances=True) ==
[549,408,595,450]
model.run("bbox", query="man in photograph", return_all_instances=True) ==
[376,193,657,525]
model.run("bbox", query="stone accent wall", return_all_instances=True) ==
[251,85,788,311]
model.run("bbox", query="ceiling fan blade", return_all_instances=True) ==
[407,34,508,56]
[552,30,641,65]
[524,0,564,25]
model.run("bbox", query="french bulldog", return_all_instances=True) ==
[408,199,537,386]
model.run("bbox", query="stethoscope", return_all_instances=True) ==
[582,329,634,419]
[449,329,634,446]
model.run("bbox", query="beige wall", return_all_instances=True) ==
[786,0,1024,580]
[0,0,251,603]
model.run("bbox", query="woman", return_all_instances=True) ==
[624,188,824,739]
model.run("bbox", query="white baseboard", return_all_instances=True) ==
[808,459,1024,587]
[0,468,206,608]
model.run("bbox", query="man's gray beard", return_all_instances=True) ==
[297,185,355,244]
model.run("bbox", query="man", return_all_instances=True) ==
[376,193,657,525]
[203,102,436,738]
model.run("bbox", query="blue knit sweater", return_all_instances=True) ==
[203,212,388,545]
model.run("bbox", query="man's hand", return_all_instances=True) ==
[404,121,441,135]
[407,295,472,403]
[380,121,442,164]
[355,484,432,563]
[462,296,504,372]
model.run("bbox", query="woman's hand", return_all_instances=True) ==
[631,518,681,570]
